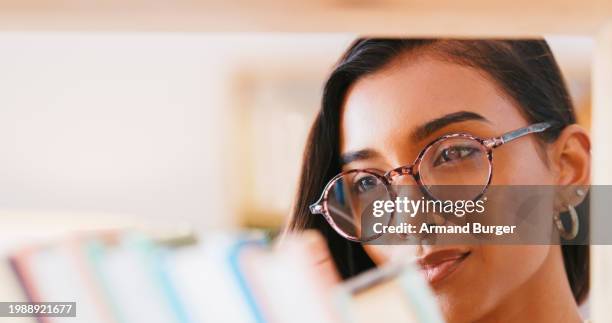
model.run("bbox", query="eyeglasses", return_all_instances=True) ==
[309,122,554,242]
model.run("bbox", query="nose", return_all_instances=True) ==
[384,169,450,244]
[389,175,415,186]
[380,164,451,244]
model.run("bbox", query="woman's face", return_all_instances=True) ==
[339,53,558,322]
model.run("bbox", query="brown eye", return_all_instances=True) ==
[353,175,379,194]
[433,146,479,167]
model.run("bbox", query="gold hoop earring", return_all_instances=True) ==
[554,204,579,240]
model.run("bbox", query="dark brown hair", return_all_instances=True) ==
[288,39,588,304]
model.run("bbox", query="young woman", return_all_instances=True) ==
[288,39,590,322]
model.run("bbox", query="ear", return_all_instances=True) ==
[549,124,591,205]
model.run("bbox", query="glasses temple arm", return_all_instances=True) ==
[485,122,553,148]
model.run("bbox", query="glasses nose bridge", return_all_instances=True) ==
[384,164,417,183]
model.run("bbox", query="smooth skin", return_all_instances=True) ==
[337,51,591,323]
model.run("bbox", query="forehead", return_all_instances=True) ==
[339,54,527,157]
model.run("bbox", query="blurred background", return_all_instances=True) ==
[0,33,593,239]
[0,2,609,322]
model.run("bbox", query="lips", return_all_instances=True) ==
[417,249,470,285]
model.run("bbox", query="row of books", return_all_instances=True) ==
[2,229,443,323]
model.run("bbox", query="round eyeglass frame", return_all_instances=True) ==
[309,122,554,242]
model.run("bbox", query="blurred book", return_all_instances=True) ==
[166,233,262,323]
[4,229,443,323]
[11,239,114,323]
[334,259,444,323]
[237,231,339,323]
[85,234,184,323]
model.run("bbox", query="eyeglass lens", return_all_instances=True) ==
[324,137,491,240]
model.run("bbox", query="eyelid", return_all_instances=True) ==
[341,166,386,176]
[363,167,385,174]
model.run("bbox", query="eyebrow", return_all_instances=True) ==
[340,111,489,165]
[411,111,489,142]
[340,149,379,165]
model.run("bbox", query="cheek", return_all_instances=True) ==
[491,142,554,185]
[477,245,550,290]
[362,245,419,265]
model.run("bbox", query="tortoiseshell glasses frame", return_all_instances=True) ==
[309,122,554,242]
